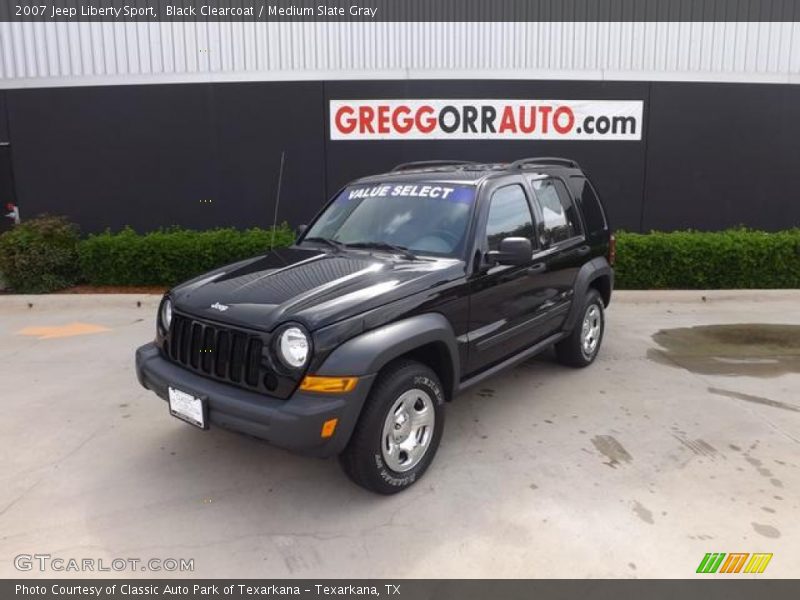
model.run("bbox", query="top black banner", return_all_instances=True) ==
[3,0,800,22]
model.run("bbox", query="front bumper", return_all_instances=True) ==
[135,342,375,458]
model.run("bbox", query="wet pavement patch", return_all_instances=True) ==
[649,324,800,377]
[591,435,633,468]
[751,522,781,538]
[632,501,654,524]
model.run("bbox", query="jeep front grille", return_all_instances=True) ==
[166,313,266,390]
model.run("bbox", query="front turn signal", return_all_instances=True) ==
[321,418,338,438]
[300,375,359,393]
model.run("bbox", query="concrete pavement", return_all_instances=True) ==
[0,291,798,578]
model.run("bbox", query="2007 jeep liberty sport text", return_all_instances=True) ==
[136,158,614,494]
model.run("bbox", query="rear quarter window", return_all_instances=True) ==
[568,176,607,235]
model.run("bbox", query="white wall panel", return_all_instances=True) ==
[791,21,800,73]
[0,21,799,88]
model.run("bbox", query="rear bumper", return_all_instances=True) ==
[135,342,374,458]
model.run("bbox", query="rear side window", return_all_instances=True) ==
[569,176,607,235]
[530,178,582,244]
[485,184,535,251]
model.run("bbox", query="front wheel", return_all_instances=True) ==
[555,288,605,367]
[339,360,445,494]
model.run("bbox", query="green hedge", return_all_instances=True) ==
[2,218,799,291]
[78,224,295,286]
[614,229,800,289]
[0,215,81,293]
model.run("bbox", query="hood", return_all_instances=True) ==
[171,246,465,331]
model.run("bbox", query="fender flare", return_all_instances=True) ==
[316,313,460,397]
[562,257,614,333]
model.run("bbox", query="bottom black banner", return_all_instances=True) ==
[4,580,800,600]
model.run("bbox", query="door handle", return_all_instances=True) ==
[574,245,591,256]
[527,263,546,275]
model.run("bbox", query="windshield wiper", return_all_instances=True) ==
[345,241,418,260]
[302,236,345,252]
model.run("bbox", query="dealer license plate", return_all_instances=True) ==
[168,387,207,429]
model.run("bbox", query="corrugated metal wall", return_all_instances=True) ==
[1,21,799,87]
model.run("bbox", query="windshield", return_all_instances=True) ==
[303,182,476,258]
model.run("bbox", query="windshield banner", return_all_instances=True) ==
[345,184,474,203]
[331,99,643,141]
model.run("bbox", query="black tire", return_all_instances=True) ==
[339,359,445,494]
[555,288,605,368]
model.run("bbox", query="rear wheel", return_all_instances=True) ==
[339,360,445,494]
[555,288,605,367]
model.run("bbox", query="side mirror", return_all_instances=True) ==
[296,224,308,238]
[486,237,532,266]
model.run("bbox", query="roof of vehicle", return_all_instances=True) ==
[352,158,584,187]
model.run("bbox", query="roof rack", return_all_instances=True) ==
[509,157,580,170]
[391,160,479,172]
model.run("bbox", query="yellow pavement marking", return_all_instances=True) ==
[16,322,111,340]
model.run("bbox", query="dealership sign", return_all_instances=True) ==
[331,99,643,141]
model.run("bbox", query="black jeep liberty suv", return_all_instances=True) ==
[136,158,614,494]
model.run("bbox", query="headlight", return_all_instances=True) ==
[160,297,173,330]
[277,326,310,369]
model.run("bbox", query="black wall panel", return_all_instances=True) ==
[642,82,800,231]
[0,91,15,233]
[208,82,326,232]
[6,82,325,233]
[4,79,800,234]
[0,91,9,143]
[0,148,15,233]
